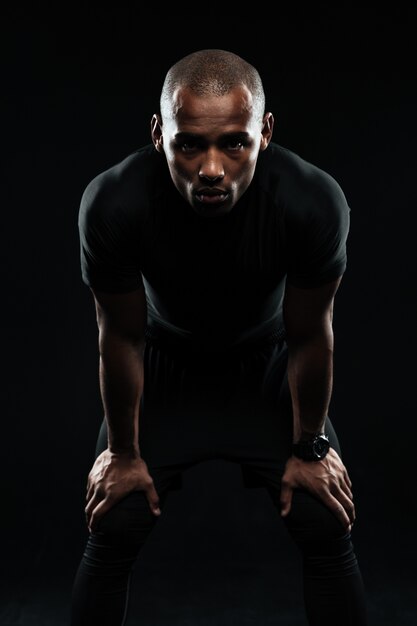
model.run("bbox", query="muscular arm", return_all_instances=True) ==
[84,282,161,532]
[283,277,340,441]
[94,285,146,455]
[280,277,355,530]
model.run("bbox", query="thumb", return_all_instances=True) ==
[146,483,161,516]
[280,482,293,518]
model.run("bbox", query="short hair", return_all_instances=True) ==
[160,49,266,122]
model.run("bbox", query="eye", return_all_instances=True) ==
[224,138,248,151]
[181,142,196,152]
[176,140,199,153]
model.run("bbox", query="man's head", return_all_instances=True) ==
[151,49,274,218]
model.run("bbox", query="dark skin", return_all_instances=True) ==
[282,277,354,530]
[84,284,161,533]
[84,85,355,534]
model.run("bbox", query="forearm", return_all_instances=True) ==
[287,326,334,441]
[98,331,145,456]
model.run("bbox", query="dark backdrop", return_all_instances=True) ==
[2,6,416,626]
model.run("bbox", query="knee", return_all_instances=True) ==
[79,492,157,578]
[93,491,157,546]
[283,490,359,577]
[283,489,347,541]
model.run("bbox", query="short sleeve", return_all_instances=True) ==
[286,172,350,288]
[78,174,142,293]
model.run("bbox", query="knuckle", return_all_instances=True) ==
[318,484,328,496]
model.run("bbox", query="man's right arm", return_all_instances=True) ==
[84,281,161,533]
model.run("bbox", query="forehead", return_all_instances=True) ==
[165,85,258,131]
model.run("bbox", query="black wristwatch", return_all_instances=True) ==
[292,433,330,462]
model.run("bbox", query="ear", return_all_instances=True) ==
[151,114,164,153]
[260,112,274,151]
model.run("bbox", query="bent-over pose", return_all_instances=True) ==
[71,48,367,626]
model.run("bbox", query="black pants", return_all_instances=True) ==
[71,331,367,625]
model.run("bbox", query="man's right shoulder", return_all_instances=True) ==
[80,144,166,215]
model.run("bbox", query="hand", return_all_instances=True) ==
[85,449,161,532]
[280,447,355,531]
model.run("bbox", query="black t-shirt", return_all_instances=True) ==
[78,142,350,349]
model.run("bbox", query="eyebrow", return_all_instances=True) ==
[174,131,251,141]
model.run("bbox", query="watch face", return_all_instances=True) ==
[293,434,330,461]
[313,435,330,459]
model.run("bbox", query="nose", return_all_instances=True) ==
[199,149,224,182]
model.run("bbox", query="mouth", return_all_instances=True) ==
[194,187,230,205]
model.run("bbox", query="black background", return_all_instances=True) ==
[2,5,416,625]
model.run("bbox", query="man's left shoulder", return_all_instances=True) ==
[262,143,344,194]
[263,144,350,225]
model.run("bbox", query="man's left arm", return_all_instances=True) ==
[281,276,355,531]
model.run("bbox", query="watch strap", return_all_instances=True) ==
[292,433,330,462]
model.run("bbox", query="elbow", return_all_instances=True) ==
[286,322,334,354]
[97,325,146,355]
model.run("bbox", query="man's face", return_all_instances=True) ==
[151,85,273,218]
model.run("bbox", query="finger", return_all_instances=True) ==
[345,471,353,490]
[145,482,161,516]
[322,492,352,531]
[334,469,353,499]
[330,485,356,523]
[85,492,101,518]
[84,490,105,530]
[339,464,352,488]
[88,498,112,533]
[339,477,353,501]
[280,483,293,517]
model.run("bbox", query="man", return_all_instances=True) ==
[71,49,367,625]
